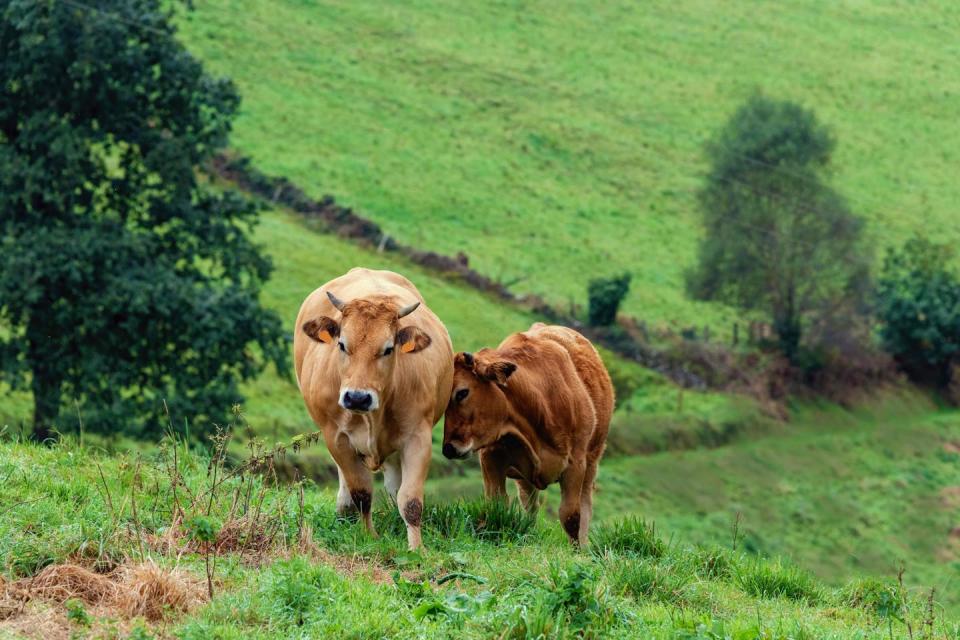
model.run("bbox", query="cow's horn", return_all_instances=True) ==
[397,300,420,318]
[326,290,346,311]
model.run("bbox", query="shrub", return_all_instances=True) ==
[876,236,960,395]
[590,517,665,558]
[588,273,632,326]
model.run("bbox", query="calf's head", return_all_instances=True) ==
[302,291,432,413]
[442,350,517,459]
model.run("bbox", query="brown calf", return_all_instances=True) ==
[294,268,453,550]
[442,323,614,545]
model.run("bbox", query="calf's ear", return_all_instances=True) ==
[478,360,517,386]
[397,326,432,353]
[302,316,340,344]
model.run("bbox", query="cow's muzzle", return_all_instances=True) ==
[340,388,379,413]
[442,442,470,460]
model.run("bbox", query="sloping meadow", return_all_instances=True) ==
[0,439,951,638]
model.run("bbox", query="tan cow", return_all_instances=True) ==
[442,323,614,545]
[294,268,453,550]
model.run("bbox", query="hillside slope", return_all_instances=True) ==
[0,440,952,638]
[177,0,960,332]
[429,393,960,611]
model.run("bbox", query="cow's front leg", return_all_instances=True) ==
[558,460,586,546]
[478,448,508,500]
[327,432,377,538]
[397,430,431,551]
[383,454,402,503]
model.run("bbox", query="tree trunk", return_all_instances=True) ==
[31,371,62,442]
[27,311,64,442]
[774,288,802,365]
[773,312,802,365]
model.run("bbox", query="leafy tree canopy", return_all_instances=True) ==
[876,236,960,386]
[0,0,286,440]
[687,95,869,362]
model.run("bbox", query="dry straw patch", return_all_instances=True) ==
[30,564,120,606]
[0,560,205,637]
[116,561,204,621]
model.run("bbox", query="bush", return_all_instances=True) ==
[588,274,632,326]
[876,236,960,395]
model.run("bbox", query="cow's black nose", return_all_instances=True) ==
[343,390,373,411]
[442,443,457,459]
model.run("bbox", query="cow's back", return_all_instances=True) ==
[523,323,614,453]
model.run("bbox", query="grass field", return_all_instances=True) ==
[176,0,960,334]
[0,438,955,638]
[429,391,960,610]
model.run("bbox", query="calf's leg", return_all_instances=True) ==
[398,430,432,551]
[515,478,540,514]
[479,449,508,500]
[558,460,586,546]
[578,457,599,545]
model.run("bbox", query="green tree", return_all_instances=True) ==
[0,0,286,440]
[588,273,631,327]
[687,95,868,362]
[876,236,960,388]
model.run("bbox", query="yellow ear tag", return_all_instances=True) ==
[319,329,333,344]
[400,340,416,353]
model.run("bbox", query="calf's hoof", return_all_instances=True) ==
[562,511,581,545]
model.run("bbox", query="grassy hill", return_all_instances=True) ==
[176,0,960,335]
[430,392,960,611]
[0,439,954,638]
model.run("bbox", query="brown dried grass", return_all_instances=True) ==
[116,561,204,621]
[0,559,205,635]
[30,563,120,605]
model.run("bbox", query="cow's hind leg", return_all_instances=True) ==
[578,457,599,545]
[328,435,377,538]
[558,460,586,546]
[514,478,540,515]
[397,430,432,551]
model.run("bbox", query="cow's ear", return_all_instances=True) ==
[478,360,517,386]
[396,326,431,354]
[302,316,339,344]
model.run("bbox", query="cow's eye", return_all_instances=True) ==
[382,346,394,357]
[338,341,346,353]
[455,388,469,402]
